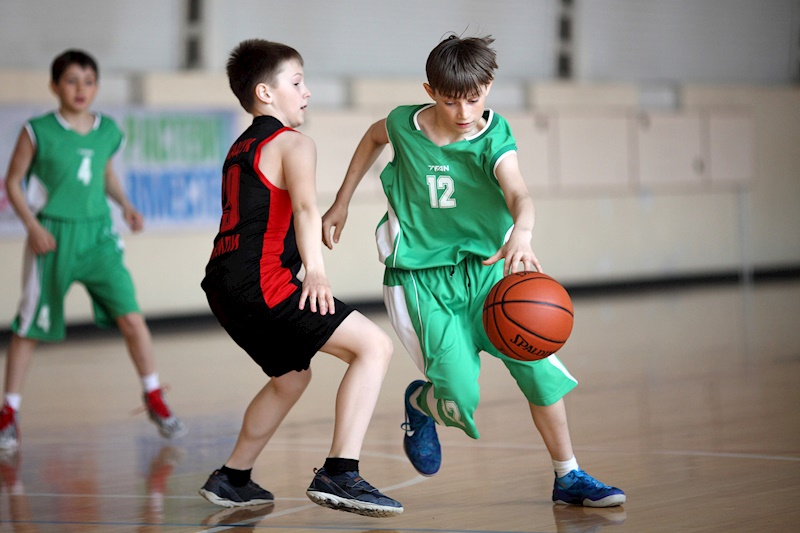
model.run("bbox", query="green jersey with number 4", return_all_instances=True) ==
[25,112,123,220]
[376,104,517,270]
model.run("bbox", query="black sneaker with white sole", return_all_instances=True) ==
[306,467,403,518]
[199,470,274,508]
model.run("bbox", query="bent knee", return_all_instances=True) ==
[367,329,394,370]
[376,329,394,359]
[355,326,393,363]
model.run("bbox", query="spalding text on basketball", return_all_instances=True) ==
[510,334,553,358]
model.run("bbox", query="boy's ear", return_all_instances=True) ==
[255,82,271,104]
[423,83,435,100]
[483,80,494,96]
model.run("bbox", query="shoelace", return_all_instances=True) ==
[314,468,379,494]
[570,471,610,489]
[401,403,429,435]
[346,474,379,493]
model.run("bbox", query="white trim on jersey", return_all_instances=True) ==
[493,149,517,178]
[376,202,403,268]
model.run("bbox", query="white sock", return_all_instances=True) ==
[553,456,580,478]
[4,393,21,411]
[142,373,160,393]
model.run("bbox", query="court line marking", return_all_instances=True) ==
[266,438,800,463]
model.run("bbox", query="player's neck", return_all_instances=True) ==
[419,106,483,146]
[58,108,95,134]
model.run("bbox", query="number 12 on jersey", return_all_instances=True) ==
[426,174,456,208]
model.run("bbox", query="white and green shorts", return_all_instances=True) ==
[12,216,140,342]
[383,255,578,439]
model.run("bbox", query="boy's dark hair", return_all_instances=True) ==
[51,49,98,83]
[227,38,304,112]
[426,34,498,99]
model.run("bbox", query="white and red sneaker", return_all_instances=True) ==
[143,389,187,439]
[0,403,19,451]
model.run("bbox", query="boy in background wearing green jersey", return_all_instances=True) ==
[1,49,186,451]
[322,34,625,508]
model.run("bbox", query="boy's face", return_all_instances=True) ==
[263,59,310,128]
[424,82,492,138]
[51,64,98,113]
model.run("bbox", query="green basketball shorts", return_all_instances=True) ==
[12,216,140,341]
[383,255,578,439]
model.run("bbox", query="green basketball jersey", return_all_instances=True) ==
[377,104,517,270]
[25,112,124,219]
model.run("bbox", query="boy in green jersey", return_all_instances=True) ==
[1,49,185,451]
[323,34,625,508]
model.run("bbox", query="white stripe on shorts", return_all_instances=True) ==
[383,280,427,374]
[16,244,43,336]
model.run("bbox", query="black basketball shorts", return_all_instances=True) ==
[204,284,354,377]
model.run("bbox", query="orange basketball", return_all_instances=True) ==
[482,271,574,361]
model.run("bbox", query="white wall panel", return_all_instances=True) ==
[504,112,551,190]
[203,0,557,79]
[707,113,754,185]
[0,0,184,71]
[575,0,800,84]
[636,112,704,187]
[555,113,631,189]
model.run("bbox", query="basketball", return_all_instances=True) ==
[482,271,574,361]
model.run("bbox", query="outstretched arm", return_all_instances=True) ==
[482,153,543,275]
[4,128,56,254]
[322,118,389,249]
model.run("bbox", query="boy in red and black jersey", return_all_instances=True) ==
[198,39,403,518]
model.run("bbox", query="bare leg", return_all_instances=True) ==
[3,335,38,395]
[321,312,393,459]
[224,369,312,470]
[529,398,575,462]
[116,312,155,377]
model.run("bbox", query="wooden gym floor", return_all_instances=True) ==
[0,278,798,532]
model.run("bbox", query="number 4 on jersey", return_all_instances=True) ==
[77,150,93,185]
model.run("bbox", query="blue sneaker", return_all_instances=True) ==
[400,380,441,476]
[306,467,403,517]
[553,469,626,508]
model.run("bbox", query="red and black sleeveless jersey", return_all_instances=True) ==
[203,115,300,308]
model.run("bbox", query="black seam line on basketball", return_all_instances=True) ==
[504,313,569,343]
[506,317,567,343]
[487,303,568,345]
[503,276,553,287]
[485,300,574,317]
